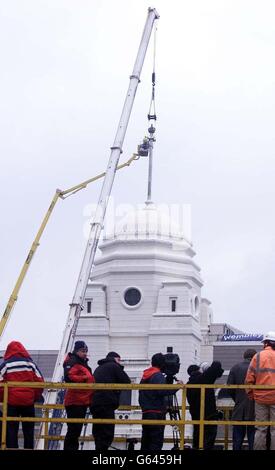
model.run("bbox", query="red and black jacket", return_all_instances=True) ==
[0,341,44,406]
[63,353,94,406]
[139,367,175,413]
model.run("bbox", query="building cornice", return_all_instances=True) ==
[90,270,203,287]
[95,252,199,269]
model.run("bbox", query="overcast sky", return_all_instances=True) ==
[1,0,275,349]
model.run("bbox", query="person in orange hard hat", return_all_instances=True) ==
[245,331,275,450]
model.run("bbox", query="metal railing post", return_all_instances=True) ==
[44,408,49,450]
[199,385,205,450]
[224,407,229,450]
[180,386,186,450]
[1,384,8,450]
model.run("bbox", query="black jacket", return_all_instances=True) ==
[139,366,176,413]
[187,361,224,419]
[90,357,131,410]
[227,359,255,420]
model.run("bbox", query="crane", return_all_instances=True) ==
[50,5,159,384]
[0,153,140,341]
[35,7,159,449]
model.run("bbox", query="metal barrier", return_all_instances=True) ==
[1,381,275,450]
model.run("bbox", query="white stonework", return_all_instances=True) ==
[75,203,215,448]
[200,298,214,364]
[76,203,213,382]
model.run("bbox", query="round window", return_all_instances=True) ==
[124,288,141,306]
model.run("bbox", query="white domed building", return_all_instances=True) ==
[75,202,213,383]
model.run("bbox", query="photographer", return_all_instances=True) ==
[139,353,182,451]
[187,361,224,450]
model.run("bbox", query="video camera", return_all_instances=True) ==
[163,347,180,381]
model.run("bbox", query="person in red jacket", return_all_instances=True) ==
[0,341,44,449]
[63,340,94,451]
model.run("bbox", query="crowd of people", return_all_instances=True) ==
[186,330,275,450]
[1,331,275,450]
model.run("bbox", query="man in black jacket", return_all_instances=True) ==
[139,353,182,451]
[227,349,256,450]
[187,361,224,450]
[90,352,131,451]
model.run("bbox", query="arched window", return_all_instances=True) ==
[194,296,200,316]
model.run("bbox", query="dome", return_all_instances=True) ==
[104,202,191,245]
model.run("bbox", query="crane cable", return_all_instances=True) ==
[147,24,157,122]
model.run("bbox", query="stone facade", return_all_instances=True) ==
[75,204,213,383]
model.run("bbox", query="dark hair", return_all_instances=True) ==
[243,349,257,360]
[265,341,275,350]
[151,353,165,368]
[106,351,121,359]
[187,364,200,376]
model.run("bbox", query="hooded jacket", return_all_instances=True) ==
[139,367,175,413]
[90,357,131,410]
[187,361,224,419]
[63,352,94,406]
[0,341,44,406]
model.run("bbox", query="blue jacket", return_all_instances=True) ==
[139,367,175,413]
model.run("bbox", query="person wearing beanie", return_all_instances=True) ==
[63,340,94,451]
[227,349,257,450]
[187,360,224,450]
[0,341,44,449]
[90,351,131,451]
[139,353,183,451]
[73,341,88,353]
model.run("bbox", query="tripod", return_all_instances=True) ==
[79,409,91,450]
[166,375,181,450]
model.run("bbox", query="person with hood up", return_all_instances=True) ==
[90,351,131,451]
[0,341,44,449]
[63,340,94,451]
[139,353,182,452]
[187,361,224,450]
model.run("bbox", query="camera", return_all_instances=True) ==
[162,347,180,380]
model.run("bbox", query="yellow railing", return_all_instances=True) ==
[0,381,274,450]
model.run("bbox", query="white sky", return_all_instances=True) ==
[1,0,275,349]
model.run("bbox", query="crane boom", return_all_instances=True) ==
[47,6,159,393]
[0,153,138,342]
[35,6,159,450]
